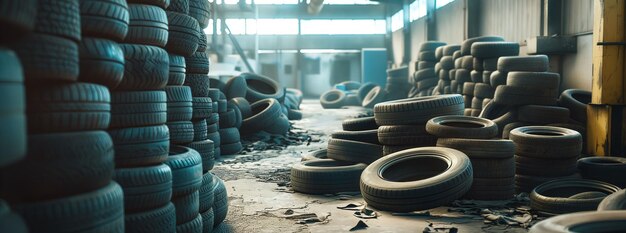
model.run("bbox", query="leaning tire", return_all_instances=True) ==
[290,159,367,194]
[558,89,591,123]
[360,147,473,212]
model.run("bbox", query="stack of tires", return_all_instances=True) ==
[207,88,224,159]
[3,0,125,232]
[385,66,410,100]
[290,117,376,194]
[164,145,203,233]
[433,45,460,95]
[374,95,464,155]
[449,50,463,94]
[509,126,583,193]
[430,116,516,200]
[327,117,383,165]
[413,41,446,97]
[458,36,504,116]
[469,42,519,112]
[218,90,244,156]
[284,88,304,120]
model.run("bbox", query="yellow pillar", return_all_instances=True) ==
[588,0,626,157]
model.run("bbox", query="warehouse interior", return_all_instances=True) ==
[2,0,626,233]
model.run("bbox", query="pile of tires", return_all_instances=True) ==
[469,41,519,113]
[430,116,516,200]
[290,116,380,194]
[2,0,125,232]
[210,71,298,155]
[433,44,460,95]
[458,36,505,116]
[509,126,583,193]
[411,41,446,97]
[320,81,373,109]
[327,116,383,165]
[385,66,410,100]
[373,94,465,153]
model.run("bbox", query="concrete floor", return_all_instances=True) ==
[212,99,531,233]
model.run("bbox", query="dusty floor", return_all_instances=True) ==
[212,99,532,233]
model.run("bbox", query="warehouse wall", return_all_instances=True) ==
[434,0,464,45]
[391,0,594,91]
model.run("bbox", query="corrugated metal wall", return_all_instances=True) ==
[563,0,594,35]
[410,18,427,61]
[479,0,542,42]
[435,0,465,44]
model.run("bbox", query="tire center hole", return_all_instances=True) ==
[308,160,354,167]
[441,121,484,128]
[248,79,276,94]
[251,102,270,114]
[527,131,563,136]
[543,187,609,198]
[382,156,449,182]
[572,93,591,105]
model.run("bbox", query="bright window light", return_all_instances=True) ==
[225,19,247,34]
[221,0,298,4]
[410,0,427,21]
[436,0,454,8]
[391,10,403,31]
[301,20,385,34]
[324,0,378,4]
[248,19,299,35]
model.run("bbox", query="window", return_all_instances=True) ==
[248,19,299,34]
[221,0,298,4]
[410,0,427,21]
[324,0,378,4]
[436,0,454,8]
[204,19,298,35]
[301,20,385,34]
[391,10,404,31]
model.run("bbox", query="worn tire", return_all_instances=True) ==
[79,38,125,88]
[362,86,388,108]
[426,115,498,139]
[224,76,248,99]
[117,44,169,90]
[26,83,110,133]
[578,157,626,188]
[80,0,130,41]
[212,177,229,226]
[518,105,570,124]
[187,140,215,172]
[110,90,167,128]
[530,179,620,215]
[109,124,170,167]
[0,0,37,37]
[241,98,282,134]
[165,146,203,197]
[35,0,81,42]
[497,55,549,73]
[360,147,473,212]
[165,86,193,122]
[184,74,210,97]
[189,0,210,28]
[114,164,173,212]
[327,138,382,164]
[242,73,284,103]
[125,203,176,233]
[14,182,124,233]
[493,85,558,106]
[510,126,582,159]
[291,159,367,194]
[558,89,591,123]
[166,11,199,56]
[460,36,504,55]
[332,130,379,144]
[529,211,626,233]
[12,34,79,83]
[377,125,437,146]
[470,42,519,58]
[167,121,195,144]
[598,189,626,210]
[168,53,186,85]
[1,131,114,202]
[436,138,514,159]
[125,4,168,47]
[374,94,464,126]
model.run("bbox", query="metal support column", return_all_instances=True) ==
[464,0,480,39]
[588,0,626,157]
[402,0,411,65]
[384,5,394,68]
[425,0,436,41]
